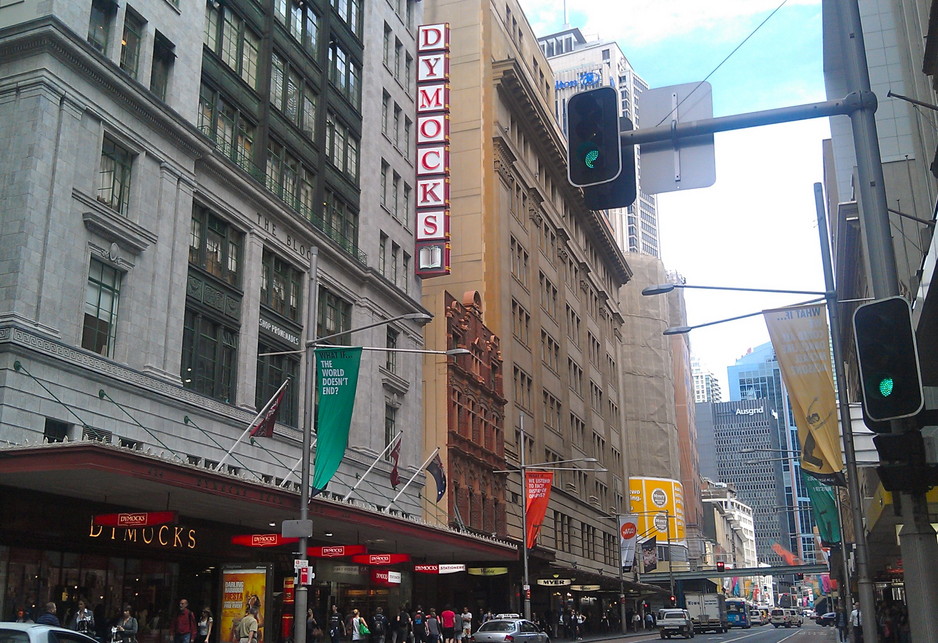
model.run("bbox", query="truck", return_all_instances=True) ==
[683,592,728,633]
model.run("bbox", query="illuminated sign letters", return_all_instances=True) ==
[415,23,451,277]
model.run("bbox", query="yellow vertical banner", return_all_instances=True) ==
[763,303,845,485]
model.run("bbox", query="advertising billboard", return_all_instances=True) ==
[221,565,271,643]
[628,477,686,543]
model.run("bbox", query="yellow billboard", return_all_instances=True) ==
[628,477,686,542]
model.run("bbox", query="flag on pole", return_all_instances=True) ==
[311,347,363,496]
[618,514,639,572]
[426,453,446,502]
[389,436,402,489]
[250,380,290,439]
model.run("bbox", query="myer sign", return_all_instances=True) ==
[537,578,572,586]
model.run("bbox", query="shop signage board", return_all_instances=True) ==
[350,553,411,565]
[231,534,300,547]
[414,564,466,574]
[467,567,508,576]
[536,578,572,586]
[307,545,368,558]
[93,511,177,527]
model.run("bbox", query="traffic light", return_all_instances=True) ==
[853,296,923,424]
[583,117,637,210]
[716,561,725,573]
[873,431,938,493]
[669,595,676,606]
[567,87,621,187]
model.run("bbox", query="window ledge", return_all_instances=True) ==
[379,366,409,395]
[76,189,157,254]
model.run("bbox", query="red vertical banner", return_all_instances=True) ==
[525,471,553,549]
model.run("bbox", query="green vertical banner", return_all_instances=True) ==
[801,470,842,546]
[311,347,362,496]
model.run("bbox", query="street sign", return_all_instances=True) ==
[638,81,715,194]
[294,559,308,569]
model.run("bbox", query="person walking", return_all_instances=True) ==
[172,599,198,643]
[425,610,441,643]
[372,607,388,643]
[850,603,862,643]
[115,605,139,643]
[836,608,848,643]
[459,608,472,640]
[439,608,455,643]
[196,608,213,643]
[350,609,367,643]
[236,608,258,643]
[329,606,346,643]
[36,603,60,627]
[392,607,410,643]
[411,610,426,643]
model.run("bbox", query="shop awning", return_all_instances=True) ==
[0,441,516,562]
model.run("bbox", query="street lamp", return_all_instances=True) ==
[494,418,607,621]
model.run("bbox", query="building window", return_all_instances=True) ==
[267,140,316,219]
[325,113,359,181]
[98,136,133,215]
[385,402,397,447]
[277,0,318,56]
[328,41,361,108]
[189,204,243,287]
[256,342,299,427]
[205,3,260,89]
[379,232,388,276]
[87,0,116,53]
[150,31,174,101]
[82,258,122,357]
[181,309,239,403]
[317,288,352,344]
[386,328,398,373]
[271,53,318,139]
[261,249,303,322]
[331,0,362,37]
[323,189,359,256]
[198,84,256,170]
[119,9,144,78]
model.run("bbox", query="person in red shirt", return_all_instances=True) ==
[172,598,198,643]
[439,607,456,643]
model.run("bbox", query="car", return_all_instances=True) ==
[787,610,803,627]
[816,612,837,627]
[769,608,787,628]
[470,619,549,643]
[657,609,694,639]
[749,610,764,626]
[0,623,101,643]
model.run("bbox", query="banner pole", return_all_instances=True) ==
[342,430,403,502]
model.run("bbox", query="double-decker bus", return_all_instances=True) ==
[725,598,752,628]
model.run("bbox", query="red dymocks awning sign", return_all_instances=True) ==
[525,471,554,549]
[350,553,411,565]
[231,534,300,547]
[308,545,368,558]
[93,511,177,527]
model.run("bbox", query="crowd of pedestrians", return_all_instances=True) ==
[311,605,478,643]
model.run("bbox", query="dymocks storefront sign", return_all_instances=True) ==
[414,23,451,277]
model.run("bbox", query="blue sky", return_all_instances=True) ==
[519,0,831,389]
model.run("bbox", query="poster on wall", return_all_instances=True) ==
[220,565,271,643]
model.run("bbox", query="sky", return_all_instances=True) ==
[518,0,831,393]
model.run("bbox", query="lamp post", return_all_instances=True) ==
[494,416,606,621]
[290,247,436,643]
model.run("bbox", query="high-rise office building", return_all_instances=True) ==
[536,28,660,258]
[728,343,818,564]
[692,356,723,403]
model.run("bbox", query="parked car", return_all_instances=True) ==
[657,609,694,639]
[470,619,549,643]
[816,612,838,626]
[0,623,100,643]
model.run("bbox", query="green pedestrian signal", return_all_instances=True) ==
[567,87,621,187]
[853,296,923,424]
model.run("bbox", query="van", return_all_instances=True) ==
[786,610,803,627]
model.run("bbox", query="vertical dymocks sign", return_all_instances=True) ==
[415,23,451,277]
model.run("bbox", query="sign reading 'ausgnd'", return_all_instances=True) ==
[414,23,451,277]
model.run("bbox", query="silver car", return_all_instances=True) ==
[470,619,549,643]
[0,623,101,643]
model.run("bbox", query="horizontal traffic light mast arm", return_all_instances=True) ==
[621,93,864,146]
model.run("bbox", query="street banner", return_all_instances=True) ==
[618,514,639,572]
[802,470,842,546]
[389,435,402,489]
[250,379,290,438]
[764,304,845,485]
[231,534,299,547]
[93,511,177,527]
[426,453,447,501]
[311,347,362,496]
[641,537,658,573]
[525,470,553,549]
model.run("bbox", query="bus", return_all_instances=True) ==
[725,598,752,628]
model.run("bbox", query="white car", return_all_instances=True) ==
[0,623,101,643]
[657,609,695,639]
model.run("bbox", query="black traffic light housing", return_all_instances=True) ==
[873,431,938,493]
[716,561,725,572]
[583,117,637,210]
[567,87,622,187]
[853,296,923,424]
